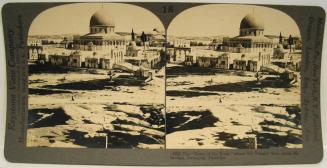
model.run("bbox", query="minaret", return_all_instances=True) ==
[279,32,283,44]
[131,29,135,41]
[288,35,293,52]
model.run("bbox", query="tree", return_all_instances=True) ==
[131,29,135,41]
[279,32,283,44]
[141,31,147,49]
[141,31,147,44]
[288,35,294,52]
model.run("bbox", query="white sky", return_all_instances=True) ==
[28,3,165,35]
[29,3,301,38]
[168,4,301,37]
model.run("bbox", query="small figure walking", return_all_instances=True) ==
[219,98,222,103]
[71,94,75,101]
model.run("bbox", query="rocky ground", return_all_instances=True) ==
[28,63,302,149]
[27,65,165,149]
[166,64,302,149]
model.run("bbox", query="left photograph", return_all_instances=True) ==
[27,3,166,149]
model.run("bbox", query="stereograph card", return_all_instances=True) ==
[1,1,325,166]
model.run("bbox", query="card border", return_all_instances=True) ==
[2,2,325,165]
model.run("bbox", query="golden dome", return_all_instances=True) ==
[240,14,264,29]
[90,9,115,27]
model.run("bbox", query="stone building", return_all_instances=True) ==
[125,50,161,68]
[167,47,192,63]
[73,9,126,55]
[221,13,274,54]
[27,37,42,46]
[48,54,70,66]
[48,9,125,70]
[232,52,271,71]
[59,37,74,49]
[273,44,288,59]
[208,38,223,51]
[126,41,142,57]
[168,39,191,48]
[197,56,219,68]
[28,46,43,60]
[184,49,271,72]
[68,52,83,67]
[178,13,289,72]
[166,38,192,63]
[84,50,124,69]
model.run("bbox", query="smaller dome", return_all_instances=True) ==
[90,9,115,27]
[240,14,264,29]
[275,44,285,52]
[130,41,138,49]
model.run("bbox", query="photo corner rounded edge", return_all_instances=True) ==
[3,145,19,164]
[308,147,325,164]
[315,5,327,18]
[1,2,15,17]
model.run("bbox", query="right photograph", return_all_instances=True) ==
[166,4,302,149]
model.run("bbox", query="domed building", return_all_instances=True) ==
[239,14,264,36]
[222,13,273,53]
[126,40,142,57]
[273,44,287,59]
[74,9,126,52]
[89,9,115,33]
[217,13,275,71]
[69,9,126,69]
